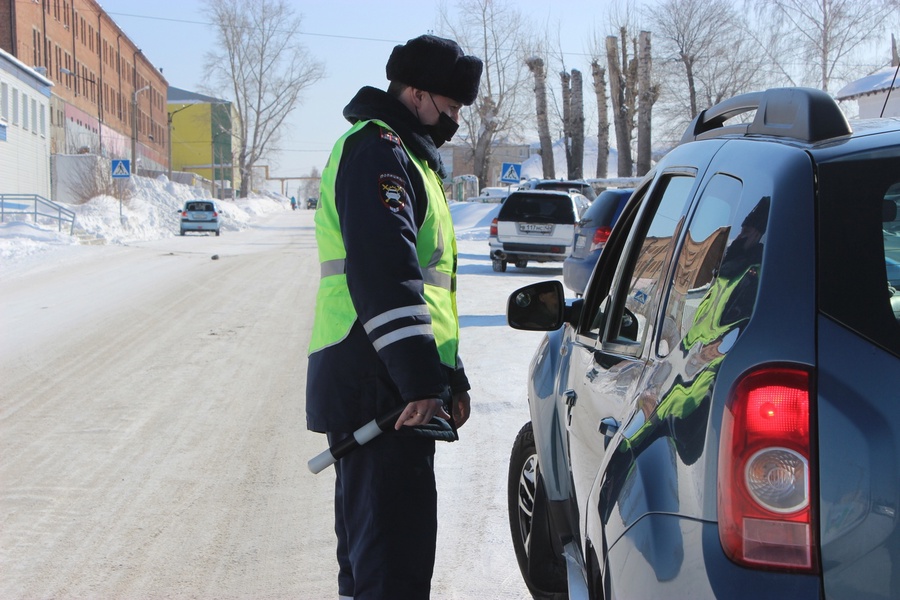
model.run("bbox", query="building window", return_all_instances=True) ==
[41,105,46,136]
[32,99,38,133]
[22,93,28,130]
[0,83,7,121]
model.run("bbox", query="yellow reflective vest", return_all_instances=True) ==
[308,119,460,369]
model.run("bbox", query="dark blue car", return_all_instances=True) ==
[562,189,632,296]
[505,88,900,599]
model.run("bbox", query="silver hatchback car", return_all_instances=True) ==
[179,200,220,236]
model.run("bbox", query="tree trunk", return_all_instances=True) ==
[636,31,652,177]
[472,96,498,188]
[570,70,584,180]
[526,56,555,179]
[591,61,609,179]
[606,34,633,178]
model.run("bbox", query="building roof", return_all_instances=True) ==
[168,86,229,104]
[0,47,54,89]
[836,67,900,100]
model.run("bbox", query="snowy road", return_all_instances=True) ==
[0,208,549,599]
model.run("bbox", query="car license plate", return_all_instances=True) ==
[519,223,552,234]
[575,236,586,249]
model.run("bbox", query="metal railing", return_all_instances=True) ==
[0,194,76,235]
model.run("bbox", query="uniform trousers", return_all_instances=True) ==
[328,431,438,600]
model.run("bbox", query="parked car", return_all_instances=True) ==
[505,88,900,599]
[307,197,318,209]
[179,200,220,236]
[520,178,598,200]
[489,190,591,272]
[562,188,632,296]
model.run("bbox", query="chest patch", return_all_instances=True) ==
[378,173,409,213]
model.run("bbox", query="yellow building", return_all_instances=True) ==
[168,87,240,198]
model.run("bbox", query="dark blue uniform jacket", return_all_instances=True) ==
[306,87,470,434]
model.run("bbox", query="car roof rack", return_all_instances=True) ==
[680,87,852,144]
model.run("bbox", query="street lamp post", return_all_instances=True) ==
[167,104,192,181]
[60,67,102,155]
[131,85,150,172]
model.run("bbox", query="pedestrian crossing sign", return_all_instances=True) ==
[500,162,521,184]
[112,159,131,178]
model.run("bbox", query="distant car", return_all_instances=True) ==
[489,190,591,272]
[306,197,318,209]
[519,178,598,200]
[562,188,632,295]
[504,88,900,599]
[179,200,220,236]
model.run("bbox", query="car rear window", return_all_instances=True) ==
[582,189,631,226]
[818,150,900,357]
[187,202,215,212]
[498,194,576,225]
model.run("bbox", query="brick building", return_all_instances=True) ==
[1,0,168,172]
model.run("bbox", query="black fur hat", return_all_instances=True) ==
[386,34,483,106]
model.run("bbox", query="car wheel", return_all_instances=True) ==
[215,229,220,237]
[492,258,508,272]
[508,422,568,599]
[515,259,529,268]
[180,230,185,236]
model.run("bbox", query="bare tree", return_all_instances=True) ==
[649,0,765,145]
[526,55,555,179]
[606,30,638,177]
[590,60,610,179]
[203,0,325,197]
[439,0,533,189]
[636,31,655,176]
[560,69,585,179]
[752,0,893,91]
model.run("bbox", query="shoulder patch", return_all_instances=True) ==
[378,173,409,213]
[380,128,402,146]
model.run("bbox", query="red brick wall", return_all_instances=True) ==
[8,0,168,164]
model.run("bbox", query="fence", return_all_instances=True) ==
[0,194,76,235]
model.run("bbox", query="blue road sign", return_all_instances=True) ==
[500,162,521,184]
[112,159,131,178]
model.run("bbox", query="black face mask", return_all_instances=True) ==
[425,94,459,147]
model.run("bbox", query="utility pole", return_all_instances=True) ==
[132,86,150,172]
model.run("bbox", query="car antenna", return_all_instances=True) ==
[880,46,900,118]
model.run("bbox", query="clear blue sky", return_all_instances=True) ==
[98,0,609,181]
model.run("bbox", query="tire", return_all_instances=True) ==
[215,230,220,237]
[515,259,529,268]
[492,258,508,272]
[508,422,569,599]
[180,230,185,236]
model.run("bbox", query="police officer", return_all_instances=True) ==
[306,34,482,600]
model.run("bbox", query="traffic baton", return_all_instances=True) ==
[307,404,405,474]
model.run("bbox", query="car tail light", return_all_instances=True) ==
[590,226,612,252]
[490,218,498,237]
[718,366,818,573]
[181,211,187,217]
[213,211,219,217]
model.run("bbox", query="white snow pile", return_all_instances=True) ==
[0,174,289,262]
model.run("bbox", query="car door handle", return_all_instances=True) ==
[599,417,619,439]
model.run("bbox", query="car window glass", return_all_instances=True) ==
[658,175,757,357]
[818,153,900,357]
[817,148,900,356]
[498,194,575,224]
[588,175,694,349]
[581,189,648,340]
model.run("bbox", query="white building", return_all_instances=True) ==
[0,47,53,197]
[835,67,900,118]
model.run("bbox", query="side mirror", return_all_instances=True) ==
[507,281,565,331]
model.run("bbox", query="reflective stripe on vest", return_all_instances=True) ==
[308,119,459,368]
